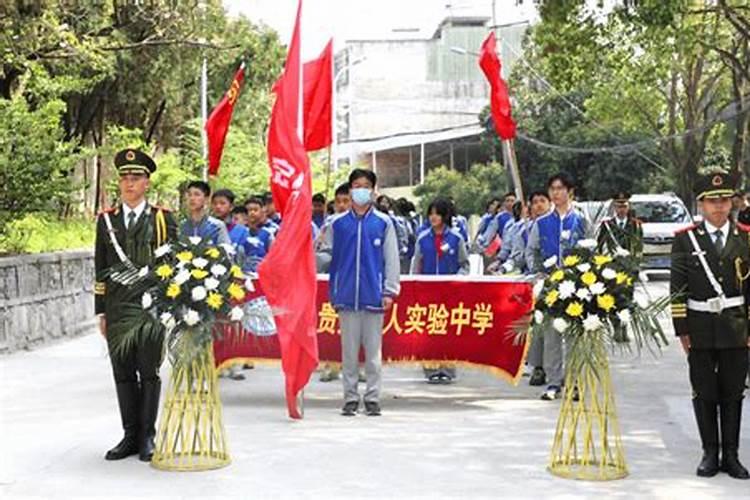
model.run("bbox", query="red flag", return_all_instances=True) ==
[205,64,245,176]
[303,39,333,151]
[259,0,319,419]
[478,32,516,140]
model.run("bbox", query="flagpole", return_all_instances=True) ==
[327,39,336,196]
[201,57,208,181]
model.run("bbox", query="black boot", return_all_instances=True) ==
[105,382,140,460]
[692,399,720,477]
[138,379,161,462]
[720,400,750,479]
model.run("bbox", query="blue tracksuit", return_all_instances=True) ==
[325,207,401,312]
[410,227,469,275]
[525,208,588,272]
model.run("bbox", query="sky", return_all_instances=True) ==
[223,0,538,59]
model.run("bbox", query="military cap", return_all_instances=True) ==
[612,191,631,204]
[114,149,157,177]
[694,170,738,200]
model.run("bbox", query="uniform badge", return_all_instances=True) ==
[373,238,382,247]
[125,150,136,161]
[712,175,723,187]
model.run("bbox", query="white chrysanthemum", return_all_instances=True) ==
[615,247,631,257]
[211,264,227,277]
[191,286,207,302]
[154,244,171,258]
[220,243,236,255]
[184,309,201,326]
[577,263,592,273]
[192,257,209,269]
[601,268,617,280]
[577,239,597,249]
[575,288,592,301]
[189,236,202,245]
[560,230,571,241]
[174,268,191,285]
[589,282,606,295]
[553,317,569,333]
[230,306,244,321]
[532,279,545,299]
[138,266,149,278]
[617,309,632,324]
[558,280,577,300]
[205,277,220,291]
[583,314,603,332]
[543,256,558,269]
[245,277,256,292]
[141,292,153,309]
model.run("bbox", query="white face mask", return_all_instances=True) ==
[351,188,372,206]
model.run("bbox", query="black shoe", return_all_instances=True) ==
[105,381,140,460]
[364,401,381,416]
[105,435,139,461]
[138,379,161,462]
[427,373,443,384]
[693,399,720,477]
[720,400,750,479]
[341,401,359,416]
[439,373,454,384]
[540,385,561,401]
[529,367,546,386]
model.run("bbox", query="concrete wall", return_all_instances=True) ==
[0,250,95,353]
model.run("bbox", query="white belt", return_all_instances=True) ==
[687,296,745,314]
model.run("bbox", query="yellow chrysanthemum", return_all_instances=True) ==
[544,289,559,306]
[228,282,246,301]
[550,270,565,282]
[626,277,634,287]
[206,292,223,310]
[581,271,597,286]
[191,268,209,280]
[563,255,580,267]
[155,264,173,280]
[593,255,613,267]
[565,301,584,317]
[205,247,221,259]
[166,283,181,299]
[615,272,628,285]
[176,250,193,263]
[230,264,244,279]
[597,294,616,312]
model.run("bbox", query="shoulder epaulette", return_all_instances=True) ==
[97,207,117,217]
[674,224,698,235]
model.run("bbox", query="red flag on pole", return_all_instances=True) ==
[258,0,319,419]
[205,64,245,176]
[478,32,516,140]
[303,39,333,151]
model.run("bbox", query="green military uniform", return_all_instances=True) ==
[597,192,644,258]
[670,171,749,479]
[94,149,177,462]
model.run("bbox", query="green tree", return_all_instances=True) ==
[414,163,508,216]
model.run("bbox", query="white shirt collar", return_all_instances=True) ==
[704,219,730,240]
[122,200,146,223]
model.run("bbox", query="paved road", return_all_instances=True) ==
[2,280,749,499]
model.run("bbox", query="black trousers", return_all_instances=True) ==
[688,348,748,402]
[107,331,164,384]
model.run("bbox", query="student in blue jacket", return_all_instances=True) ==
[411,197,469,383]
[524,173,589,401]
[323,169,401,417]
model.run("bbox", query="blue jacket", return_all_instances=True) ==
[525,208,588,272]
[325,207,401,312]
[235,225,274,272]
[479,210,513,249]
[410,227,469,275]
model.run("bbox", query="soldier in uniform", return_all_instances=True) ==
[670,171,750,479]
[597,191,643,258]
[95,149,178,462]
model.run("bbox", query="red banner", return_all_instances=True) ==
[215,276,533,384]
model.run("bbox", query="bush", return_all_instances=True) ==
[413,163,509,216]
[0,214,95,255]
